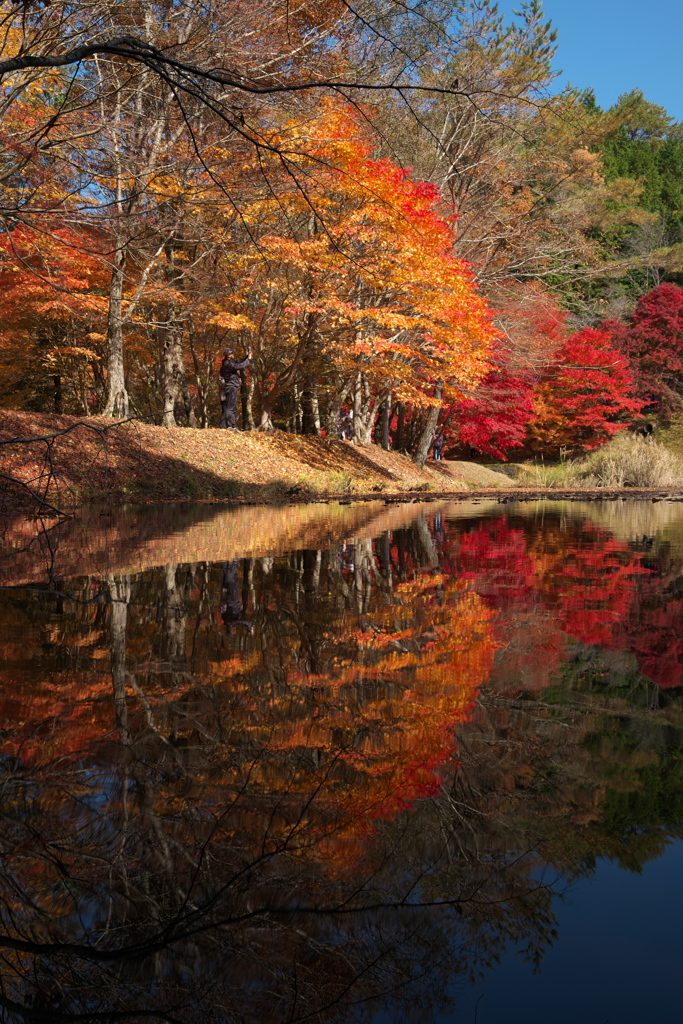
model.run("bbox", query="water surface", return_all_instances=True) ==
[1,498,682,1022]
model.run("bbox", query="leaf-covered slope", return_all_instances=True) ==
[0,411,471,510]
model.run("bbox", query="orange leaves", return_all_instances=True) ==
[0,225,111,409]
[0,226,109,326]
[226,100,497,411]
[297,570,496,833]
[206,312,258,332]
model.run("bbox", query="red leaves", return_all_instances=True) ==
[529,327,643,454]
[447,364,536,459]
[607,283,683,412]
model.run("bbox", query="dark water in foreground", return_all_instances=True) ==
[1,498,683,1023]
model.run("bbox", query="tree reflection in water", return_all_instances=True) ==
[1,502,683,1022]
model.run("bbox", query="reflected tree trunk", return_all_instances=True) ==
[416,514,439,567]
[303,549,322,597]
[353,539,377,614]
[109,574,132,745]
[377,531,394,594]
[164,563,189,678]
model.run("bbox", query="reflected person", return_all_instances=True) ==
[221,560,253,633]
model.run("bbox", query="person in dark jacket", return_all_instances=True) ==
[432,429,444,461]
[219,347,251,429]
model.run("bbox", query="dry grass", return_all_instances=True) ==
[514,461,575,488]
[569,434,683,488]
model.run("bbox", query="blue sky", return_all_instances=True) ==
[497,0,683,119]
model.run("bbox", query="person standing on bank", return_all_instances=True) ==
[432,429,444,461]
[219,346,252,429]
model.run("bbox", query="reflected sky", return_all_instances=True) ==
[1,499,682,1022]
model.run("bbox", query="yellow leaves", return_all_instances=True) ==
[0,8,65,98]
[206,312,257,332]
[44,346,98,362]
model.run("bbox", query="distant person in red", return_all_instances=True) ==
[219,346,251,429]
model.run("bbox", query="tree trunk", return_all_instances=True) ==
[352,372,379,445]
[53,373,62,415]
[396,402,406,452]
[326,382,350,438]
[188,337,209,427]
[413,386,443,468]
[240,369,250,430]
[259,394,276,431]
[293,385,303,433]
[194,372,209,428]
[246,376,256,430]
[161,331,178,427]
[179,368,196,427]
[352,373,363,442]
[302,383,321,435]
[380,390,392,450]
[162,321,195,428]
[103,247,129,418]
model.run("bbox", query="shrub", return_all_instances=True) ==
[326,470,354,493]
[570,434,683,488]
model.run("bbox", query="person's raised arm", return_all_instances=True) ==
[231,351,251,371]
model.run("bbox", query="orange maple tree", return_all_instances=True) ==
[0,225,109,411]
[205,102,498,434]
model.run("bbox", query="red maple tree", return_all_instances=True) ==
[444,359,536,459]
[528,327,643,454]
[606,283,683,413]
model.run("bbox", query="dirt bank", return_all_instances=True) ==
[0,411,513,512]
[3,411,683,516]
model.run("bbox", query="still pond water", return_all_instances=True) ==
[1,497,683,1023]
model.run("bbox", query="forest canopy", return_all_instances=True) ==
[2,0,682,462]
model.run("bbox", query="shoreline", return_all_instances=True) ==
[2,492,679,590]
[3,410,683,515]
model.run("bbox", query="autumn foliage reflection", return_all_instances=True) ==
[3,503,683,1020]
[455,512,683,690]
[0,528,516,1024]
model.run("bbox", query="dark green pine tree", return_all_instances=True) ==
[601,90,683,239]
